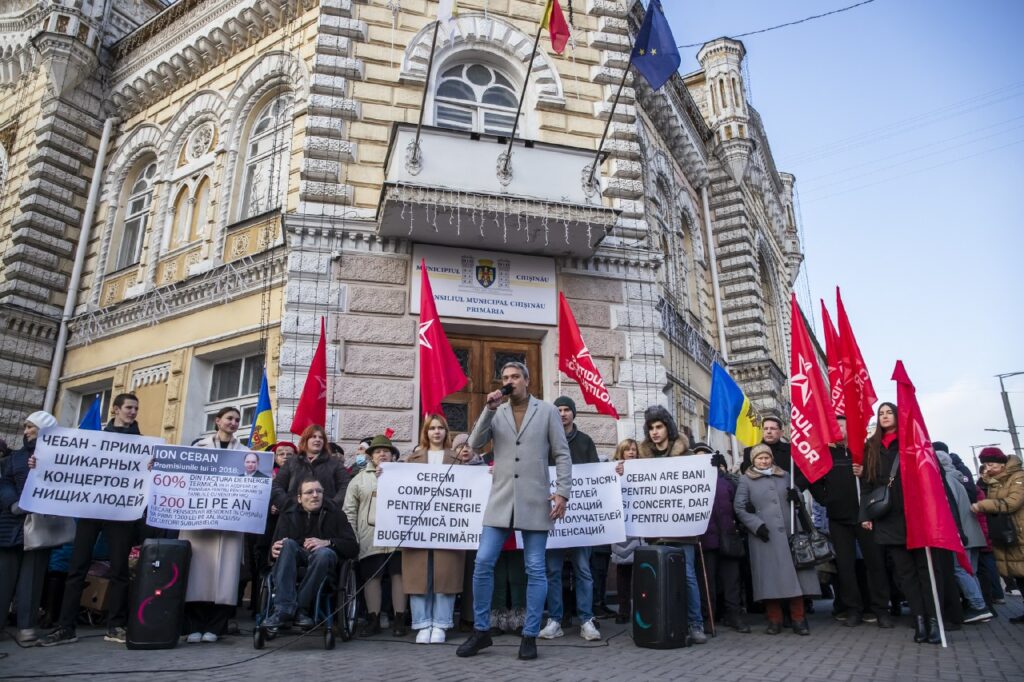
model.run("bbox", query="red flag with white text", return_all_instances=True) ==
[558,293,619,419]
[836,288,878,464]
[820,301,846,421]
[788,294,839,483]
[418,259,468,416]
[893,360,972,574]
[290,317,328,436]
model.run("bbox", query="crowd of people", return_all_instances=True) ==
[2,365,1023,661]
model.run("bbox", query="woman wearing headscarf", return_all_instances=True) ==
[734,444,818,635]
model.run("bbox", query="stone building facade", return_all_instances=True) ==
[0,0,803,460]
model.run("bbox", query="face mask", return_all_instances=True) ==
[355,454,367,467]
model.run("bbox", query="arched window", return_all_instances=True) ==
[239,95,293,220]
[0,143,8,198]
[168,176,211,250]
[435,63,519,136]
[115,160,156,270]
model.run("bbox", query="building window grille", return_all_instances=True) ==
[240,96,293,220]
[204,352,264,440]
[435,63,519,136]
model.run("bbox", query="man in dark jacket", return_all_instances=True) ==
[263,476,358,629]
[540,397,601,641]
[41,393,142,647]
[271,440,351,512]
[807,416,891,628]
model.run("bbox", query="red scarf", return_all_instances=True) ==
[881,432,898,448]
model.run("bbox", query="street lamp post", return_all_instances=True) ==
[996,372,1023,458]
[970,442,1000,474]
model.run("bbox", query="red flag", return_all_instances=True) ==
[820,301,846,421]
[290,317,328,436]
[541,0,571,55]
[558,293,619,419]
[893,360,972,574]
[418,259,467,416]
[836,288,878,464]
[788,294,839,483]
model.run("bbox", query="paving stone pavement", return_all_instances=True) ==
[3,597,1023,681]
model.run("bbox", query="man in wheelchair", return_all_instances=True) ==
[262,476,359,629]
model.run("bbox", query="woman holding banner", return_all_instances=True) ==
[404,414,464,644]
[182,406,248,643]
[734,444,818,635]
[343,435,407,637]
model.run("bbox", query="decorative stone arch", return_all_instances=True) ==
[401,12,566,115]
[90,124,163,307]
[158,90,225,168]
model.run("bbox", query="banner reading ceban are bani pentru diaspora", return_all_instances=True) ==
[374,463,492,550]
[621,456,718,537]
[147,444,273,534]
[19,427,161,521]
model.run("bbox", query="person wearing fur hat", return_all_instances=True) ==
[0,410,58,645]
[636,404,708,643]
[971,447,1024,623]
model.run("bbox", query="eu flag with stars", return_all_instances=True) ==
[630,0,680,91]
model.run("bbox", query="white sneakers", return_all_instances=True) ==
[538,618,564,639]
[186,632,202,643]
[580,618,601,641]
[201,632,218,643]
[416,627,447,643]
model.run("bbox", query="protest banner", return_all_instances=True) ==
[147,444,273,534]
[546,462,626,549]
[621,456,717,537]
[19,427,161,521]
[374,463,492,549]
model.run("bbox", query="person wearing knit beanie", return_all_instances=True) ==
[978,446,1008,464]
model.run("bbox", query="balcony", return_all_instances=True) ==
[378,124,619,258]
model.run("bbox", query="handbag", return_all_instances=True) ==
[987,500,1020,547]
[860,456,900,521]
[719,526,746,559]
[789,493,835,569]
[23,513,76,551]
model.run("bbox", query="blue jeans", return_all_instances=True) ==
[545,546,594,622]
[681,545,703,628]
[410,551,457,629]
[473,527,548,637]
[271,539,337,617]
[952,548,986,610]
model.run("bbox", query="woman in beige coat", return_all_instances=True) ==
[403,414,465,644]
[182,407,249,643]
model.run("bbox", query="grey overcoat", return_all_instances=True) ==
[734,466,819,602]
[469,396,572,531]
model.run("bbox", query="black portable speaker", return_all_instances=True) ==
[127,539,191,650]
[631,545,689,649]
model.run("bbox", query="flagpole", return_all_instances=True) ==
[924,547,948,648]
[409,19,442,169]
[501,21,545,176]
[585,54,632,191]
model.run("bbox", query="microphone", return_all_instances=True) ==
[499,384,514,396]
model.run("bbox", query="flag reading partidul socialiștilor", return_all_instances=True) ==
[836,288,877,464]
[558,292,618,419]
[789,294,840,483]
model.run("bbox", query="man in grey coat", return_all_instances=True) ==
[456,361,572,661]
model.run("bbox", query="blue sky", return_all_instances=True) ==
[662,0,1023,467]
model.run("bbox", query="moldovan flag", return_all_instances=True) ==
[558,293,618,419]
[418,259,467,416]
[820,300,846,420]
[541,0,570,55]
[789,294,840,484]
[893,360,972,574]
[836,288,877,464]
[290,317,328,436]
[708,362,762,447]
[249,369,276,450]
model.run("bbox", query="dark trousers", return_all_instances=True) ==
[615,563,633,617]
[887,546,961,622]
[270,539,338,617]
[699,549,743,622]
[590,550,610,607]
[185,602,232,636]
[830,521,890,616]
[59,519,135,629]
[977,551,1003,605]
[0,547,50,629]
[932,548,963,624]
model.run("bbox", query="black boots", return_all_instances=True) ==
[518,635,537,660]
[359,612,381,637]
[913,616,928,643]
[392,612,407,637]
[791,620,810,636]
[927,618,942,644]
[456,630,493,658]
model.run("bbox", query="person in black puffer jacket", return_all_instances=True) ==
[272,424,351,512]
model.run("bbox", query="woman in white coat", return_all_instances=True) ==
[182,406,249,643]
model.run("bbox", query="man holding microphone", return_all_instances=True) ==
[456,361,572,661]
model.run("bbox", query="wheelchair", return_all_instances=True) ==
[253,557,358,650]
